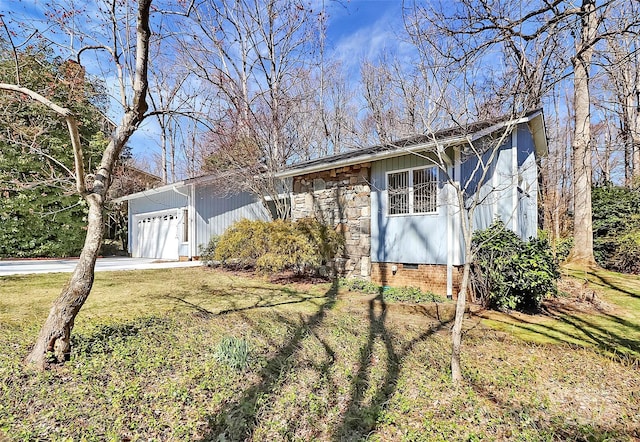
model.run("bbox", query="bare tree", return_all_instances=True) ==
[148,63,192,184]
[400,2,560,384]
[181,0,321,218]
[360,59,400,145]
[597,4,640,185]
[0,0,160,369]
[540,100,574,243]
[406,0,640,267]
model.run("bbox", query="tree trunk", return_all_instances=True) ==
[451,196,473,385]
[24,194,104,369]
[568,0,596,266]
[21,0,152,370]
[633,107,640,182]
[451,258,470,385]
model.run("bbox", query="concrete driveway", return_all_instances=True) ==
[0,257,201,276]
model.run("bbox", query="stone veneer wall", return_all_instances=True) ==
[291,163,371,277]
[370,263,462,298]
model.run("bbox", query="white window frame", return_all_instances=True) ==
[386,165,439,216]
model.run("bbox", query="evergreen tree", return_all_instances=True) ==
[0,45,109,257]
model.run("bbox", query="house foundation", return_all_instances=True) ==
[371,262,463,297]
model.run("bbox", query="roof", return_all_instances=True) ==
[111,180,188,203]
[115,110,547,202]
[111,170,250,202]
[121,165,162,182]
[275,109,547,179]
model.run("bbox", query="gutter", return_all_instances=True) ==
[275,111,542,179]
[275,136,468,179]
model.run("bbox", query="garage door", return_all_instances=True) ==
[134,211,180,260]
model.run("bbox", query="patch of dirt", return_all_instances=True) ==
[268,271,332,285]
[201,266,332,287]
[545,277,614,315]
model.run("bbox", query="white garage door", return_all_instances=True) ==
[134,210,180,260]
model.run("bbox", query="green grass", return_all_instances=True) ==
[479,265,640,363]
[1,267,639,441]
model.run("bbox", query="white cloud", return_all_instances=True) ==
[326,1,407,75]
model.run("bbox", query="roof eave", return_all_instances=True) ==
[112,180,188,203]
[276,113,543,179]
[275,135,468,179]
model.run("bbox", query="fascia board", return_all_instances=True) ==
[275,136,467,179]
[112,181,187,202]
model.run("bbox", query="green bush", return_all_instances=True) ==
[199,235,220,265]
[382,286,445,303]
[214,218,344,274]
[592,185,640,274]
[339,278,445,303]
[339,278,380,294]
[472,220,559,312]
[554,236,573,262]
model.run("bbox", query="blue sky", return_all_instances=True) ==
[326,0,404,70]
[133,0,408,172]
[0,0,406,174]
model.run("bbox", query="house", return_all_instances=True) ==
[275,110,548,298]
[114,175,271,261]
[115,110,546,298]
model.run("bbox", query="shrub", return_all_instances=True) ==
[199,235,220,265]
[472,220,559,312]
[554,236,573,262]
[339,278,380,294]
[592,184,640,274]
[214,218,344,274]
[382,286,445,303]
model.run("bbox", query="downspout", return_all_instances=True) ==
[447,167,454,300]
[447,148,462,300]
[512,128,519,235]
[189,183,196,259]
[127,201,133,256]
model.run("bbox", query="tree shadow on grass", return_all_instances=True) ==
[552,311,640,361]
[201,279,339,441]
[469,375,640,440]
[331,291,452,441]
[71,316,170,356]
[568,268,640,300]
[200,281,453,441]
[164,290,330,319]
[487,309,640,364]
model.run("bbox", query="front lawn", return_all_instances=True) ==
[1,267,639,441]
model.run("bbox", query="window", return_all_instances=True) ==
[182,209,189,242]
[388,171,409,215]
[387,166,438,215]
[413,167,438,213]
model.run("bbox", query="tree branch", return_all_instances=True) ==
[0,83,87,193]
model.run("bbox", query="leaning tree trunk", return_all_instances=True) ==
[19,0,152,370]
[24,194,104,369]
